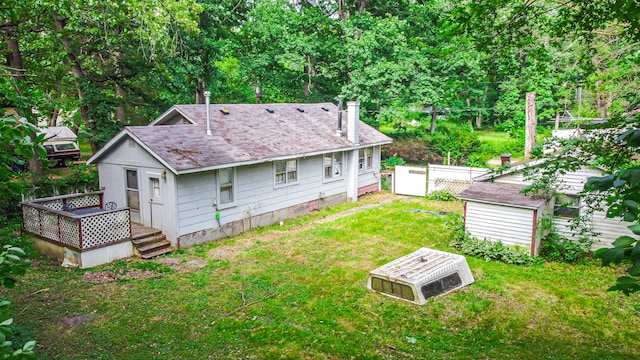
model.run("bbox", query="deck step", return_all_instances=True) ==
[132,234,166,246]
[140,246,175,259]
[137,239,171,254]
[131,229,162,241]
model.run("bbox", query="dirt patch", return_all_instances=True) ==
[60,314,94,327]
[155,257,207,271]
[83,271,116,284]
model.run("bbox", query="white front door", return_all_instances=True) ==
[125,169,141,223]
[148,177,163,229]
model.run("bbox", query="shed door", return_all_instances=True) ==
[148,177,163,229]
[126,169,140,223]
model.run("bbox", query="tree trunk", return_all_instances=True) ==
[116,85,126,123]
[430,105,437,133]
[525,92,537,160]
[4,29,44,177]
[196,78,205,104]
[54,15,97,153]
[48,108,60,127]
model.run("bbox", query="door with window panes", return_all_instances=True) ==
[148,177,163,228]
[126,169,141,223]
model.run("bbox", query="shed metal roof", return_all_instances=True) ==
[457,182,548,209]
[88,103,392,174]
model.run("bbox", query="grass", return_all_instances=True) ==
[476,129,523,163]
[4,193,640,359]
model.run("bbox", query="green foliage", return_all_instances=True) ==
[0,116,46,226]
[541,233,591,263]
[26,165,99,199]
[582,125,640,294]
[0,239,35,358]
[424,122,480,165]
[426,190,457,201]
[450,234,541,266]
[381,155,405,170]
[450,215,540,265]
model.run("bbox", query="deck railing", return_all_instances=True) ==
[21,192,131,251]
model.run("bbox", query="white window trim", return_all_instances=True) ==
[216,167,236,209]
[323,152,344,182]
[274,159,299,188]
[359,147,374,173]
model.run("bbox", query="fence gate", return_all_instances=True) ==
[394,165,427,196]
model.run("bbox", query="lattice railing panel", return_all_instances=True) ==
[433,178,473,195]
[59,217,80,248]
[29,192,102,211]
[80,210,130,249]
[22,206,40,233]
[66,194,101,209]
[40,211,61,241]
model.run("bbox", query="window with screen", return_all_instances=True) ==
[421,273,462,300]
[275,160,298,186]
[370,276,415,301]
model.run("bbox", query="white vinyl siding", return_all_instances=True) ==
[465,201,536,250]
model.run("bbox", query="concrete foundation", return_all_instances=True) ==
[31,237,133,268]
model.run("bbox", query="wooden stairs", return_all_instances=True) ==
[131,223,174,259]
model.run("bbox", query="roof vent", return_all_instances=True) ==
[368,248,474,305]
[297,108,304,113]
[220,109,230,115]
[321,107,329,111]
[266,108,275,113]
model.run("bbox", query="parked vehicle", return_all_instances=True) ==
[43,140,81,166]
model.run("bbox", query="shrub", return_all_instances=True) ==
[449,216,540,266]
[423,123,480,165]
[540,233,591,263]
[381,155,406,170]
[426,190,457,201]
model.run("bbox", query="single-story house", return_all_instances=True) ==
[87,100,392,248]
[458,160,635,255]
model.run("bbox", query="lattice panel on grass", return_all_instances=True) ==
[22,206,40,233]
[434,178,473,195]
[80,210,130,249]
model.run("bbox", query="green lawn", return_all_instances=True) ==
[5,193,640,359]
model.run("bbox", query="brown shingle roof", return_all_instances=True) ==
[123,103,391,173]
[457,182,548,209]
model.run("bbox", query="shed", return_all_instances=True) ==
[457,182,550,255]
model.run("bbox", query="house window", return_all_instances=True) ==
[275,160,297,185]
[359,147,373,172]
[218,168,234,206]
[554,194,580,218]
[324,152,343,180]
[150,178,160,199]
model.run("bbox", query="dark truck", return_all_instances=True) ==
[43,140,81,166]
